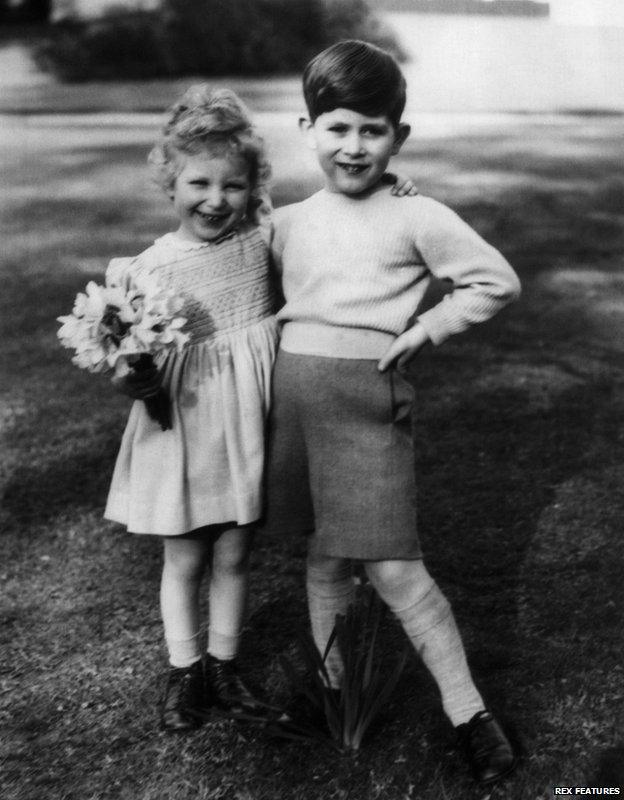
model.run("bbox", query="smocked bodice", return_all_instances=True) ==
[108,225,276,346]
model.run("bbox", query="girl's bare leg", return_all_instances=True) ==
[207,526,252,660]
[204,525,263,712]
[159,534,211,731]
[161,535,211,667]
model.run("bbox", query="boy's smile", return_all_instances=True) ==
[171,151,252,243]
[301,108,409,196]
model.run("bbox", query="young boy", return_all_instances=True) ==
[266,40,521,784]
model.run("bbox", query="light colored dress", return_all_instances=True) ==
[104,222,278,535]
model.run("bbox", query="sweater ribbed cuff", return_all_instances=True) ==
[416,307,455,346]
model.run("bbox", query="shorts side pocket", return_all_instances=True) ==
[389,369,415,427]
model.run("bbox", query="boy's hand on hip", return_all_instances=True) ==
[378,324,430,372]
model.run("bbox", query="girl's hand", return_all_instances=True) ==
[378,323,430,372]
[111,357,161,400]
[384,172,419,197]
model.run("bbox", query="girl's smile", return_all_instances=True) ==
[171,151,252,243]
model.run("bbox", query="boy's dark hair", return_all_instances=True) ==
[303,40,406,127]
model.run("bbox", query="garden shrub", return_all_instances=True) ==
[33,0,405,82]
[35,14,170,81]
[159,0,328,76]
[0,0,50,24]
[323,0,405,57]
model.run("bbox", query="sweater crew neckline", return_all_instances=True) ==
[318,183,395,204]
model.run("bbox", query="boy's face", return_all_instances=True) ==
[301,108,410,196]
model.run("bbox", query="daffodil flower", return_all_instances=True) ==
[57,273,190,430]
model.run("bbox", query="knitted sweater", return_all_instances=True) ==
[272,186,521,358]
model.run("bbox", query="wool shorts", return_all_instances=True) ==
[263,349,421,560]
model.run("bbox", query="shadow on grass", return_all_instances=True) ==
[1,437,120,529]
[594,746,624,790]
[409,349,624,747]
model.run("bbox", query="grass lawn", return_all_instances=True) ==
[1,101,624,800]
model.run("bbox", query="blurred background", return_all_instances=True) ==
[3,0,624,212]
[2,0,624,189]
[2,0,624,110]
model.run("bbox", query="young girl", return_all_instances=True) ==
[104,85,279,732]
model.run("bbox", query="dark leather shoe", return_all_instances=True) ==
[160,660,205,732]
[456,710,516,784]
[205,655,265,714]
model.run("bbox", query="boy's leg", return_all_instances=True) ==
[364,558,515,783]
[364,558,484,726]
[306,552,355,688]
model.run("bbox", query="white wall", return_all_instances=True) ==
[549,0,624,26]
[388,12,624,112]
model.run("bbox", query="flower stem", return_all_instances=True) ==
[144,389,171,431]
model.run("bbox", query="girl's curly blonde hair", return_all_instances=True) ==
[148,85,271,220]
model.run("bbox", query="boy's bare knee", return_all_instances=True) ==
[364,558,434,606]
[365,558,427,585]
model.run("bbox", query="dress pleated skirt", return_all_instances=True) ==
[105,316,279,536]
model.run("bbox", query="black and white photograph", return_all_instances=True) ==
[1,1,623,798]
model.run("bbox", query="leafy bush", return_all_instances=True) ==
[323,0,405,58]
[35,15,170,82]
[0,0,50,24]
[159,0,327,76]
[34,0,405,82]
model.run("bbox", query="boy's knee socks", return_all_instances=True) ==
[306,561,355,689]
[378,577,485,727]
[306,560,485,725]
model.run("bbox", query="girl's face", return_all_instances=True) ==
[170,150,252,243]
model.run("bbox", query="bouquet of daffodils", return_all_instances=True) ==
[57,270,189,431]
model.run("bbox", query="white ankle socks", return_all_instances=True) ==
[207,629,240,661]
[166,632,202,669]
